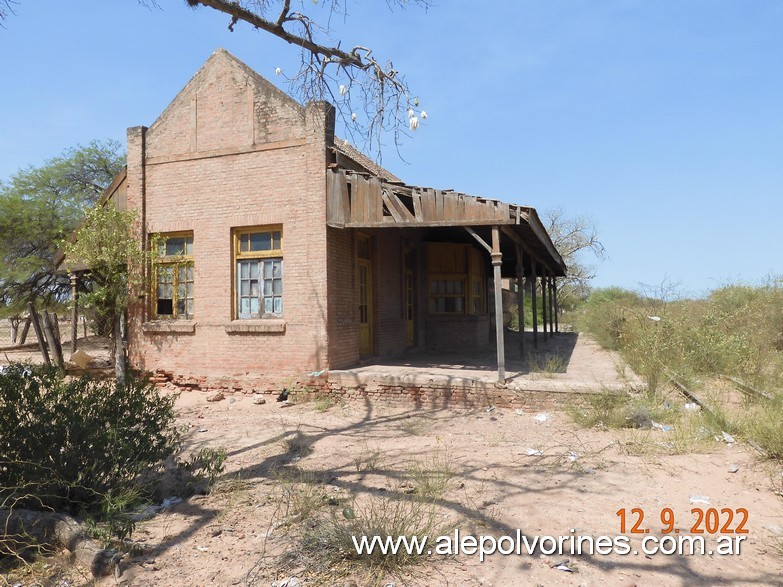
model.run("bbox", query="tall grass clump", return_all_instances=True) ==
[577,280,783,393]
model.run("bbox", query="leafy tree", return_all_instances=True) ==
[63,203,143,385]
[0,140,125,320]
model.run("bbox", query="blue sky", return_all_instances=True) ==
[1,1,781,295]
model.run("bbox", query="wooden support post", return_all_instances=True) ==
[540,269,548,341]
[553,278,559,333]
[515,244,525,358]
[491,226,505,383]
[549,277,556,334]
[70,273,79,354]
[18,316,32,345]
[43,310,65,368]
[27,303,50,366]
[531,262,538,349]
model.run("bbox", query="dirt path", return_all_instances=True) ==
[109,392,783,587]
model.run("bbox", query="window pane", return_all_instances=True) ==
[250,280,259,296]
[446,280,455,294]
[240,298,250,315]
[157,299,173,315]
[264,297,273,314]
[455,280,464,294]
[240,262,249,278]
[165,237,186,256]
[273,297,283,314]
[177,299,186,315]
[250,232,271,251]
[250,297,259,315]
[184,236,193,255]
[186,299,194,316]
[272,279,282,295]
[240,280,250,296]
[263,261,273,279]
[263,280,272,296]
[250,262,259,278]
[272,231,281,249]
[273,260,282,277]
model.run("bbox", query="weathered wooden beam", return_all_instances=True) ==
[464,227,492,254]
[367,178,383,222]
[516,243,526,358]
[70,274,79,353]
[27,303,50,366]
[326,169,349,226]
[531,262,538,349]
[43,310,65,368]
[540,270,548,341]
[491,226,505,383]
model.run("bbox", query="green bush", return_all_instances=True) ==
[0,363,180,516]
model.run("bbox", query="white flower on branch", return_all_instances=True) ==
[420,111,428,119]
[408,108,415,119]
[275,67,281,76]
[339,84,347,96]
[351,112,357,121]
[409,116,419,131]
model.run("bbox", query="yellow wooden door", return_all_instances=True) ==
[404,268,414,346]
[358,235,373,356]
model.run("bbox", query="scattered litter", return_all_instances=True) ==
[195,546,209,552]
[130,504,161,522]
[229,397,236,404]
[485,405,495,414]
[648,315,661,322]
[252,395,267,405]
[206,391,225,402]
[721,431,736,444]
[727,464,739,474]
[514,409,525,416]
[533,413,549,423]
[272,578,301,587]
[690,495,710,505]
[197,428,208,433]
[69,349,94,369]
[652,421,674,432]
[162,496,182,508]
[683,402,701,413]
[550,560,576,572]
[309,369,326,377]
[526,448,544,456]
[567,451,581,462]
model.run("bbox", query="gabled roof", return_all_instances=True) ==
[332,138,402,183]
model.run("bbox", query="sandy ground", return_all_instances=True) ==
[103,390,783,587]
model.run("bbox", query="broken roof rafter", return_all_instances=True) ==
[326,168,566,276]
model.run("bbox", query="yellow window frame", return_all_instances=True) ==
[232,225,284,320]
[150,231,195,320]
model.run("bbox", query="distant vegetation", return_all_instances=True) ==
[572,279,783,460]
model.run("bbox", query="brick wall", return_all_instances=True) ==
[127,49,332,385]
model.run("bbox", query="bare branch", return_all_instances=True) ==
[183,0,431,159]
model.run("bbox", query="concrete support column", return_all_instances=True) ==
[491,226,505,383]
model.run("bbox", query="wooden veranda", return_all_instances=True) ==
[326,168,567,383]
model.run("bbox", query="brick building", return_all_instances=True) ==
[70,49,565,391]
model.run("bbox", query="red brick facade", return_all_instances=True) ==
[122,49,500,391]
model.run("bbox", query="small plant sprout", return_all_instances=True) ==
[409,116,419,131]
[420,110,428,119]
[275,67,282,75]
[339,84,347,96]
